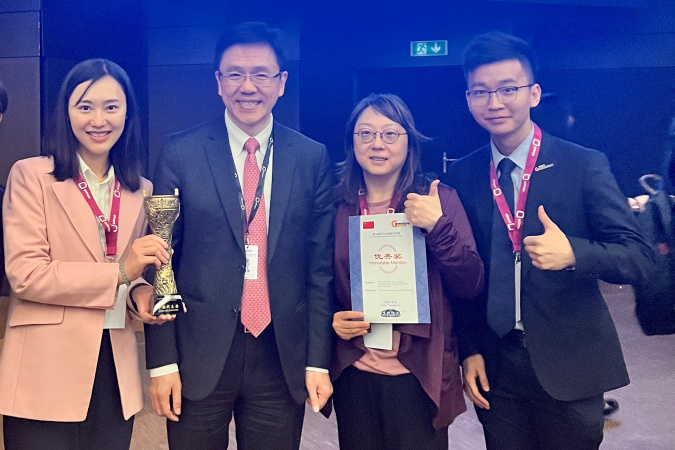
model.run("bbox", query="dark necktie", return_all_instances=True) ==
[240,138,271,337]
[487,158,517,337]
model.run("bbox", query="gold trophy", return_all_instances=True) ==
[143,189,183,316]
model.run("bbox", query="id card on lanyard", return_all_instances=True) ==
[235,135,273,280]
[75,173,121,260]
[489,124,542,319]
[75,173,125,328]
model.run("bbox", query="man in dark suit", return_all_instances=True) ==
[135,22,334,449]
[448,32,655,449]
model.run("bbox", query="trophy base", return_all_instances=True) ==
[153,294,183,316]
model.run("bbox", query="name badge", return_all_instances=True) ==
[245,245,258,280]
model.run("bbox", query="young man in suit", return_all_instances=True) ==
[135,22,334,449]
[448,32,655,449]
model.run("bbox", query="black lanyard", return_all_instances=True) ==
[235,134,273,241]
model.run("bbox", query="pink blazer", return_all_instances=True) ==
[0,156,150,421]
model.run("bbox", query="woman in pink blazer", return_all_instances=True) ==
[0,59,172,449]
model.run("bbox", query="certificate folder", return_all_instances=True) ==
[349,213,430,324]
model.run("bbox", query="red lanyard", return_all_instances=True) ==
[489,124,542,252]
[358,189,401,216]
[75,173,121,259]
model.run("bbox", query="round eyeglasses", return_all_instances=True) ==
[466,84,534,106]
[354,129,407,144]
[218,72,282,87]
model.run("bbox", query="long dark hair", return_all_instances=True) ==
[335,93,432,209]
[43,59,143,191]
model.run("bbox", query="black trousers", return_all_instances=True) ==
[475,331,605,450]
[332,365,448,450]
[3,331,134,450]
[167,322,304,450]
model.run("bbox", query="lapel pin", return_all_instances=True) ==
[534,163,554,172]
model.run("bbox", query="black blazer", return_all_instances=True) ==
[144,119,334,403]
[448,132,655,402]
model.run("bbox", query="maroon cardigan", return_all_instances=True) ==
[328,184,484,428]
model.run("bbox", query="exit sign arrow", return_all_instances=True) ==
[411,40,448,57]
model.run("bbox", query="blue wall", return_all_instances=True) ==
[1,0,673,195]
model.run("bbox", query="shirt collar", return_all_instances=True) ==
[490,124,535,172]
[224,111,274,156]
[77,154,115,186]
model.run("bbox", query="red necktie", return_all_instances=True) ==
[240,137,271,337]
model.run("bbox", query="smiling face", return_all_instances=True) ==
[216,43,288,136]
[353,106,409,184]
[69,75,127,164]
[467,58,541,152]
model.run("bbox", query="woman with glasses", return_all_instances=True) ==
[0,59,173,449]
[328,93,484,449]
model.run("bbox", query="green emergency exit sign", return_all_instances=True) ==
[411,40,447,57]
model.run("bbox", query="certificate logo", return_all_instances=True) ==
[381,309,401,318]
[363,221,375,229]
[391,220,410,228]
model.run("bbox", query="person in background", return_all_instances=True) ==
[0,79,7,124]
[329,93,484,449]
[448,32,655,449]
[0,79,8,283]
[0,59,172,450]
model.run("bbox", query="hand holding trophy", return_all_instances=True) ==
[143,188,184,316]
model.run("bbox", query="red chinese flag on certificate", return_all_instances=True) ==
[363,221,375,229]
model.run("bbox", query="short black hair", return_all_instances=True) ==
[213,21,287,72]
[0,80,8,114]
[43,59,144,191]
[462,31,538,83]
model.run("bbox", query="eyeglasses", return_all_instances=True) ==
[218,72,282,87]
[466,84,534,106]
[354,129,407,144]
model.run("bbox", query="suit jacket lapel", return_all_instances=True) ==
[52,180,106,261]
[267,124,296,263]
[522,132,556,238]
[115,186,145,263]
[521,132,556,276]
[474,146,494,256]
[203,122,247,254]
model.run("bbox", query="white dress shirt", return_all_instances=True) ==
[78,155,127,329]
[225,110,273,228]
[490,124,535,331]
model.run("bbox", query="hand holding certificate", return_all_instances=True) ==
[349,212,430,324]
[333,310,370,340]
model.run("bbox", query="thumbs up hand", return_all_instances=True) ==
[404,180,443,232]
[522,205,576,270]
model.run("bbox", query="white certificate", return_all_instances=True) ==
[349,213,430,324]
